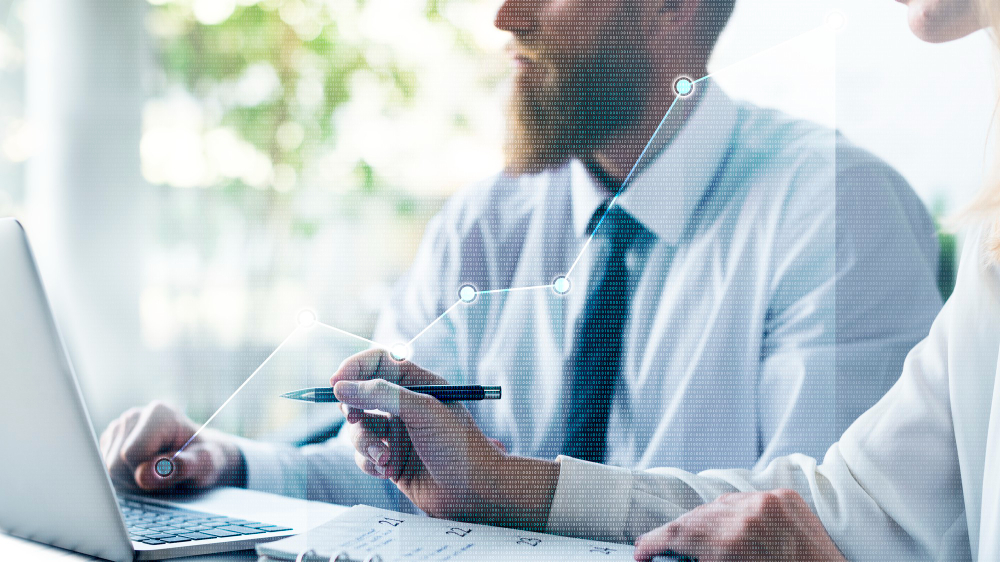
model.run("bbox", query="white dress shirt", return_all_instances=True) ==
[239,82,942,512]
[546,223,1000,561]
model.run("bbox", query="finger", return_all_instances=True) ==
[346,406,365,424]
[347,413,409,479]
[714,491,748,505]
[382,416,409,481]
[633,522,693,562]
[99,423,112,453]
[114,409,143,460]
[100,414,122,455]
[351,414,391,460]
[334,379,440,422]
[354,450,387,479]
[635,502,740,562]
[358,413,391,439]
[103,422,125,468]
[104,426,137,487]
[105,411,146,487]
[134,455,185,491]
[354,428,390,468]
[121,402,188,468]
[333,349,385,383]
[330,349,446,388]
[133,446,212,491]
[339,403,366,424]
[102,408,140,462]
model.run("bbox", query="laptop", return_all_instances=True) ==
[0,218,344,561]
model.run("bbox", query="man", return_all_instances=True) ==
[101,0,941,514]
[332,4,996,560]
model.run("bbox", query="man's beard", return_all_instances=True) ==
[504,12,653,176]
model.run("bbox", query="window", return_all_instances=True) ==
[138,0,506,435]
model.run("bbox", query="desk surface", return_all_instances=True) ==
[0,532,257,561]
[0,487,346,561]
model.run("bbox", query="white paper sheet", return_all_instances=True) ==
[257,504,635,561]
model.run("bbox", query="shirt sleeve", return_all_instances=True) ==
[547,226,993,561]
[547,321,966,559]
[236,431,408,510]
[238,189,482,507]
[753,151,942,467]
[372,190,477,382]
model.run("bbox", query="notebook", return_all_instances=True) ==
[255,504,637,562]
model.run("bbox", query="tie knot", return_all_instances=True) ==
[587,204,648,249]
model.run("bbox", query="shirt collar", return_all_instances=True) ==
[570,81,737,245]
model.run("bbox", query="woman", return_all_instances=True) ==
[331,0,1000,559]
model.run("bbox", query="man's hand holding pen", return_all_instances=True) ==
[331,349,560,531]
[332,349,847,562]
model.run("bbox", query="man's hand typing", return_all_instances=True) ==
[100,401,245,492]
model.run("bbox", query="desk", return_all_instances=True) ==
[0,532,257,561]
[0,488,345,561]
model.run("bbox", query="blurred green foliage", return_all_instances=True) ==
[155,2,381,192]
[145,0,490,198]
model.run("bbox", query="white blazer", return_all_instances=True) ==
[545,222,1000,562]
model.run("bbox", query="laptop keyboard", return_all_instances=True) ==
[119,497,292,546]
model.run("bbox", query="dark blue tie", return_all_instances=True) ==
[563,204,649,463]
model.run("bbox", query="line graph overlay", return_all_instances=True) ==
[315,320,386,349]
[478,284,554,295]
[408,299,463,347]
[565,94,683,278]
[166,21,837,457]
[174,327,302,457]
[567,21,832,279]
[693,22,829,86]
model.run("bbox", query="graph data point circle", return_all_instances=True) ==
[552,276,571,295]
[296,308,317,328]
[458,284,478,303]
[390,343,413,362]
[154,458,174,478]
[825,11,846,30]
[674,77,694,98]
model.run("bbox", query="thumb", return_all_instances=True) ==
[133,449,206,491]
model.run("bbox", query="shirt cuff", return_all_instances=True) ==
[544,455,634,542]
[233,436,295,497]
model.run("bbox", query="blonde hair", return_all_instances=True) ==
[969,0,1000,260]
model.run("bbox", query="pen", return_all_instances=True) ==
[280,384,502,403]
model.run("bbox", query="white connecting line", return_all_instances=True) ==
[315,320,384,348]
[177,86,685,456]
[175,21,837,455]
[175,320,387,455]
[173,327,303,457]
[693,20,833,87]
[565,93,683,277]
[478,284,555,295]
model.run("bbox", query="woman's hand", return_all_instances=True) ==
[633,490,846,562]
[331,349,558,530]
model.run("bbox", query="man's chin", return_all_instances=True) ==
[905,0,984,43]
[512,54,538,73]
[502,155,571,177]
